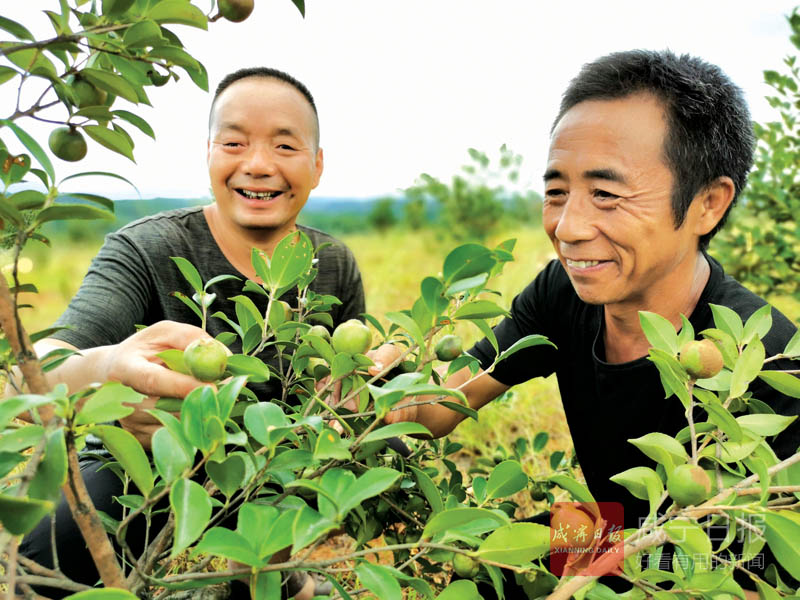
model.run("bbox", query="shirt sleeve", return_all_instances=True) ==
[468,260,561,386]
[49,232,154,349]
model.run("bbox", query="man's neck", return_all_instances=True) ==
[603,251,710,364]
[202,204,297,282]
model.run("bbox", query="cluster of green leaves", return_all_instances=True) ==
[400,144,542,240]
[713,9,800,302]
[568,306,800,599]
[0,227,557,599]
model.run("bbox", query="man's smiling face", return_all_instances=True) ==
[542,93,707,310]
[207,76,323,236]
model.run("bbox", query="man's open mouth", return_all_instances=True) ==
[237,189,283,200]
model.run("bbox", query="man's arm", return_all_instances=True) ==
[6,321,210,448]
[371,345,509,438]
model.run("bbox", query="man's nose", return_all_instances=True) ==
[243,145,278,176]
[554,194,596,244]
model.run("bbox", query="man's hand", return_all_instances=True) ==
[104,321,213,450]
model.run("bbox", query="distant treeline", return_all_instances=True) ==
[42,193,543,243]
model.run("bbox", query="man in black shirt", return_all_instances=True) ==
[380,50,798,598]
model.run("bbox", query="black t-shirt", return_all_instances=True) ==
[51,206,366,402]
[470,253,799,528]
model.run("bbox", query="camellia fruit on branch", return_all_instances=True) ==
[679,338,724,379]
[48,127,87,162]
[218,0,255,22]
[667,463,713,507]
[331,319,372,355]
[183,337,230,382]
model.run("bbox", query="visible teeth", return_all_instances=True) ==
[567,259,600,268]
[240,189,280,199]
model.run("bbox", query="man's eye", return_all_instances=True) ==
[222,142,242,148]
[594,189,619,200]
[277,144,296,151]
[545,189,567,202]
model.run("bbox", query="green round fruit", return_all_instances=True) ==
[331,319,372,355]
[308,324,331,342]
[304,356,329,379]
[679,339,724,379]
[72,77,106,108]
[218,0,254,22]
[48,127,87,162]
[529,482,548,502]
[452,553,480,578]
[434,334,463,362]
[667,464,712,507]
[183,338,230,382]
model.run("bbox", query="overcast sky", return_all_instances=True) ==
[3,1,800,200]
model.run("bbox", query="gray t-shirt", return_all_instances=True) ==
[51,206,365,400]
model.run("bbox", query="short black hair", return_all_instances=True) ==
[554,50,755,248]
[209,67,320,146]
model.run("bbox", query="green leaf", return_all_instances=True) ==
[710,304,744,343]
[226,354,271,383]
[420,276,449,316]
[35,204,114,225]
[0,16,35,41]
[112,109,155,139]
[422,507,509,539]
[206,454,245,498]
[89,425,153,495]
[340,468,402,515]
[74,382,144,426]
[703,402,743,443]
[252,568,281,600]
[386,311,425,351]
[442,244,496,283]
[547,473,596,504]
[147,0,208,29]
[355,562,402,600]
[609,466,664,516]
[181,386,221,453]
[736,413,797,437]
[0,495,53,536]
[313,426,352,461]
[170,256,203,293]
[627,432,688,474]
[409,466,444,513]
[0,66,18,85]
[742,304,773,344]
[0,394,53,429]
[152,427,191,483]
[193,527,261,567]
[0,119,54,182]
[122,19,164,48]
[639,311,679,355]
[661,519,711,571]
[453,300,508,320]
[244,402,290,448]
[147,410,195,466]
[59,170,139,194]
[28,429,67,503]
[170,478,212,557]
[290,505,338,553]
[446,273,489,296]
[758,371,800,398]
[83,125,135,161]
[496,334,555,363]
[476,522,550,564]
[80,68,140,104]
[267,230,313,289]
[290,0,305,17]
[730,338,765,398]
[485,460,528,500]
[362,422,432,443]
[763,511,800,579]
[435,579,481,600]
[783,329,800,358]
[156,349,190,375]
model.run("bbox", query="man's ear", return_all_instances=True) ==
[692,176,735,236]
[311,147,324,189]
